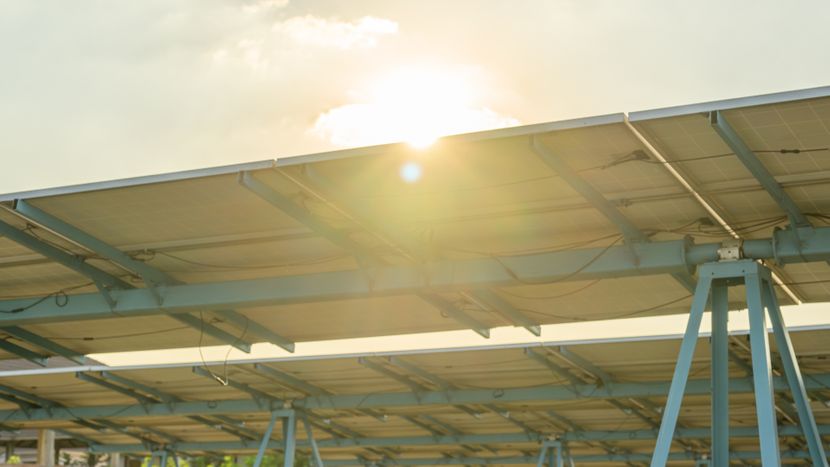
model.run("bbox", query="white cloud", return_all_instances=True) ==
[312,66,519,148]
[274,15,398,49]
[241,0,290,14]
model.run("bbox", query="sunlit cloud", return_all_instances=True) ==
[273,15,398,49]
[241,0,290,14]
[312,66,520,148]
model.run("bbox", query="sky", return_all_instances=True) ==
[2,1,830,364]
[2,0,830,194]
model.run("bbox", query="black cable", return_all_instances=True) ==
[198,311,228,386]
[496,279,603,301]
[518,294,693,322]
[152,250,350,271]
[493,235,624,286]
[196,311,250,387]
[0,282,92,314]
[34,325,194,341]
[595,147,830,171]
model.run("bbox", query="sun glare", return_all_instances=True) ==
[313,66,519,148]
[399,161,422,183]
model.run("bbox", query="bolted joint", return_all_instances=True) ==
[717,239,743,262]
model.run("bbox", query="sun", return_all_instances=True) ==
[313,66,519,149]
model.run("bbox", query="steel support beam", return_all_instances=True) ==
[710,111,810,227]
[0,326,84,364]
[651,261,826,467]
[530,136,697,293]
[302,416,324,467]
[169,313,252,353]
[414,294,490,338]
[0,337,48,366]
[468,288,540,336]
[4,226,830,326]
[253,363,330,395]
[651,272,712,466]
[14,200,175,286]
[744,271,780,465]
[308,451,820,465]
[298,166,540,336]
[710,282,729,467]
[90,371,260,441]
[253,411,280,467]
[4,370,830,423]
[0,220,131,290]
[213,310,294,353]
[12,199,288,352]
[763,277,828,465]
[90,423,830,453]
[241,170,494,339]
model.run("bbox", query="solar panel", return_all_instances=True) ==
[0,328,825,464]
[0,86,827,364]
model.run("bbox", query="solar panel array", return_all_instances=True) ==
[0,86,828,464]
[0,329,827,465]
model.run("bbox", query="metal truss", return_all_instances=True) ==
[0,223,829,327]
[1,368,828,423]
[650,260,828,467]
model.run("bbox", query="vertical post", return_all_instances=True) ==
[4,442,12,463]
[159,451,168,467]
[535,443,547,467]
[254,411,281,467]
[302,416,324,467]
[651,275,713,467]
[763,280,828,466]
[282,411,297,467]
[745,273,780,466]
[109,452,122,467]
[555,442,563,467]
[37,429,55,467]
[563,443,575,467]
[710,280,730,467]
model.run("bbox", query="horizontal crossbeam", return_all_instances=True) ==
[2,372,829,422]
[1,226,829,327]
[89,423,830,452]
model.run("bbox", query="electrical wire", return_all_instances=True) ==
[492,235,624,286]
[518,294,693,322]
[496,279,603,301]
[151,250,351,271]
[0,282,92,314]
[33,325,194,341]
[196,311,250,387]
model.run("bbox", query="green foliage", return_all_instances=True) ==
[166,453,310,467]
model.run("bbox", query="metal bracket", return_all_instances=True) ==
[716,239,743,262]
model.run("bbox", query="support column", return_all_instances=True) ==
[4,442,12,463]
[109,452,122,467]
[282,412,296,467]
[36,429,55,467]
[302,416,324,467]
[650,275,712,466]
[710,281,729,467]
[536,441,563,467]
[745,272,780,466]
[763,280,829,466]
[254,411,281,467]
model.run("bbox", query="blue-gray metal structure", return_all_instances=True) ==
[0,86,828,464]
